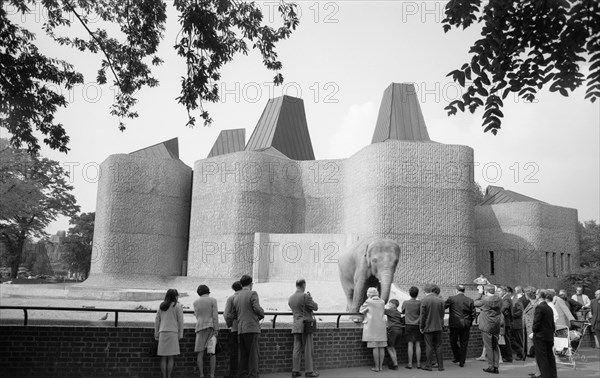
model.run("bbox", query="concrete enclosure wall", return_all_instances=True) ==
[90,154,192,278]
[475,202,579,288]
[188,140,477,286]
[252,233,358,282]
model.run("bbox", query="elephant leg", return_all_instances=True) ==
[341,280,354,312]
[351,275,368,313]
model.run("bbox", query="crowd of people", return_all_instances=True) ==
[152,275,600,378]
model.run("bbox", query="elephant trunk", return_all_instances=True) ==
[378,270,394,302]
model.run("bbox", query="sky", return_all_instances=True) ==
[4,1,599,234]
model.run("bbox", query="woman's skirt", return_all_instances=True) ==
[158,331,180,356]
[195,328,214,352]
[405,324,423,342]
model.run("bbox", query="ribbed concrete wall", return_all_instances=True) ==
[188,140,476,286]
[475,202,579,288]
[89,154,192,279]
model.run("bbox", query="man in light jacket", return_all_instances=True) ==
[232,275,265,378]
[475,285,502,374]
[224,281,242,378]
[288,278,319,378]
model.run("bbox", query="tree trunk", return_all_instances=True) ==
[9,238,25,279]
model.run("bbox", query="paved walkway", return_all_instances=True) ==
[262,348,600,378]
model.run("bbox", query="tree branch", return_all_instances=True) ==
[63,2,123,91]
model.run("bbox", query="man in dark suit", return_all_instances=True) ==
[224,281,243,378]
[233,275,265,378]
[475,285,502,374]
[288,278,319,378]
[511,286,526,360]
[420,284,445,371]
[445,284,475,367]
[497,286,514,362]
[590,289,600,349]
[532,290,557,378]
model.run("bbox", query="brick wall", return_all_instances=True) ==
[1,325,594,378]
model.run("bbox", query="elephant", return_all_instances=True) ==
[338,237,400,313]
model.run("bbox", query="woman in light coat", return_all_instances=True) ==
[360,287,387,372]
[155,289,184,378]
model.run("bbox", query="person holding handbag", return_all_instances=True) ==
[360,287,387,372]
[288,278,319,378]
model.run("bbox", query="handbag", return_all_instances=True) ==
[148,340,158,357]
[304,319,317,334]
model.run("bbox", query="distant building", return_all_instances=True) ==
[88,83,579,291]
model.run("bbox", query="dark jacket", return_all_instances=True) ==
[475,294,502,335]
[512,296,525,330]
[591,298,600,331]
[533,301,555,342]
[420,294,445,332]
[288,290,318,334]
[224,292,239,332]
[500,294,514,330]
[560,295,583,318]
[232,287,265,334]
[445,293,475,329]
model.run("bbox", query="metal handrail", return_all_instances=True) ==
[0,306,363,328]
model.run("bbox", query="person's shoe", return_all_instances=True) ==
[476,356,487,361]
[389,365,398,370]
[483,367,496,374]
[493,367,499,374]
[421,366,432,371]
[452,359,459,363]
[459,363,465,367]
[438,368,445,371]
[405,365,412,369]
[292,372,301,377]
[305,372,319,377]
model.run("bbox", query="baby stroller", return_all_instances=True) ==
[554,320,590,368]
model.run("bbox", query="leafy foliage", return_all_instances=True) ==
[577,220,600,267]
[562,219,600,293]
[1,0,299,154]
[443,0,600,134]
[0,139,79,278]
[62,212,94,279]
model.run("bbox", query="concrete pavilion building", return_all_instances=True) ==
[87,83,579,292]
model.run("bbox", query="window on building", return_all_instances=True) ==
[489,251,495,276]
[546,252,550,277]
[552,252,557,277]
[568,254,572,272]
[561,253,565,273]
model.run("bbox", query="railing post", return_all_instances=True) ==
[23,309,28,326]
[336,314,342,329]
[114,311,119,327]
[271,315,277,329]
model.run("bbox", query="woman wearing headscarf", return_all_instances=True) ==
[155,289,185,378]
[360,287,387,372]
